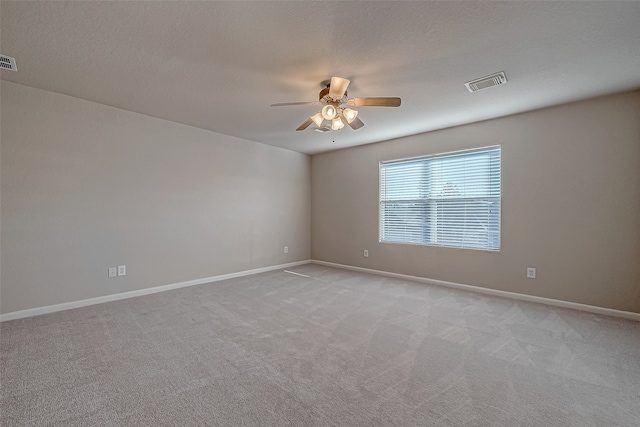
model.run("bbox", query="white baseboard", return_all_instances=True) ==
[311,260,640,322]
[0,260,312,322]
[5,259,637,322]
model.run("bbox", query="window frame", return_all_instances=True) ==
[379,145,502,252]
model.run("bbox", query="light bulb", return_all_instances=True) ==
[342,108,358,124]
[311,112,324,127]
[321,104,337,120]
[331,117,344,130]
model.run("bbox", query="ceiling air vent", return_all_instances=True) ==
[465,71,506,93]
[314,127,331,133]
[0,54,18,72]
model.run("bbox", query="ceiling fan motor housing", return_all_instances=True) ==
[319,85,347,104]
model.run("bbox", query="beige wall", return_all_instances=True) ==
[3,82,639,316]
[1,81,310,314]
[312,91,640,313]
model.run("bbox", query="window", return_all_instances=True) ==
[379,146,501,251]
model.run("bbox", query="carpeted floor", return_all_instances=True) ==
[1,264,639,426]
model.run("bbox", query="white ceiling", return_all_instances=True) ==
[2,1,640,155]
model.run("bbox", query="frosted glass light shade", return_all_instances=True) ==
[342,108,358,123]
[331,117,344,130]
[311,112,324,127]
[321,104,337,120]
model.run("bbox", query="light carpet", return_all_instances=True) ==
[1,264,639,426]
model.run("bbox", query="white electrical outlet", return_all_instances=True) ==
[364,249,369,258]
[118,265,126,276]
[527,268,536,279]
[108,267,117,278]
[284,246,288,254]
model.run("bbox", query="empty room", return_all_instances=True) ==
[1,1,639,426]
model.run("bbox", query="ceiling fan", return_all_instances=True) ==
[270,76,401,132]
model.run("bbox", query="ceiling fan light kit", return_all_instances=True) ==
[342,107,358,123]
[311,112,324,127]
[331,117,345,130]
[270,76,401,132]
[321,104,337,120]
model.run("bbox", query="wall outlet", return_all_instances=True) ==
[527,267,536,279]
[118,265,126,276]
[284,246,288,254]
[364,249,369,258]
[108,267,117,278]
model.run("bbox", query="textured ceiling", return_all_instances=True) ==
[2,1,640,154]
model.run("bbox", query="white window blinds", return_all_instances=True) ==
[380,146,501,251]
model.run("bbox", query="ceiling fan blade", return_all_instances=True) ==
[347,116,364,130]
[270,101,316,107]
[348,97,401,107]
[295,118,314,131]
[329,77,350,99]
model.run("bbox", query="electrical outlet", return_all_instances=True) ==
[364,249,369,258]
[527,268,536,279]
[108,267,117,278]
[118,265,126,276]
[284,246,288,254]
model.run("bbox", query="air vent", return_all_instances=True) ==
[0,54,18,72]
[314,127,331,133]
[465,71,506,92]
